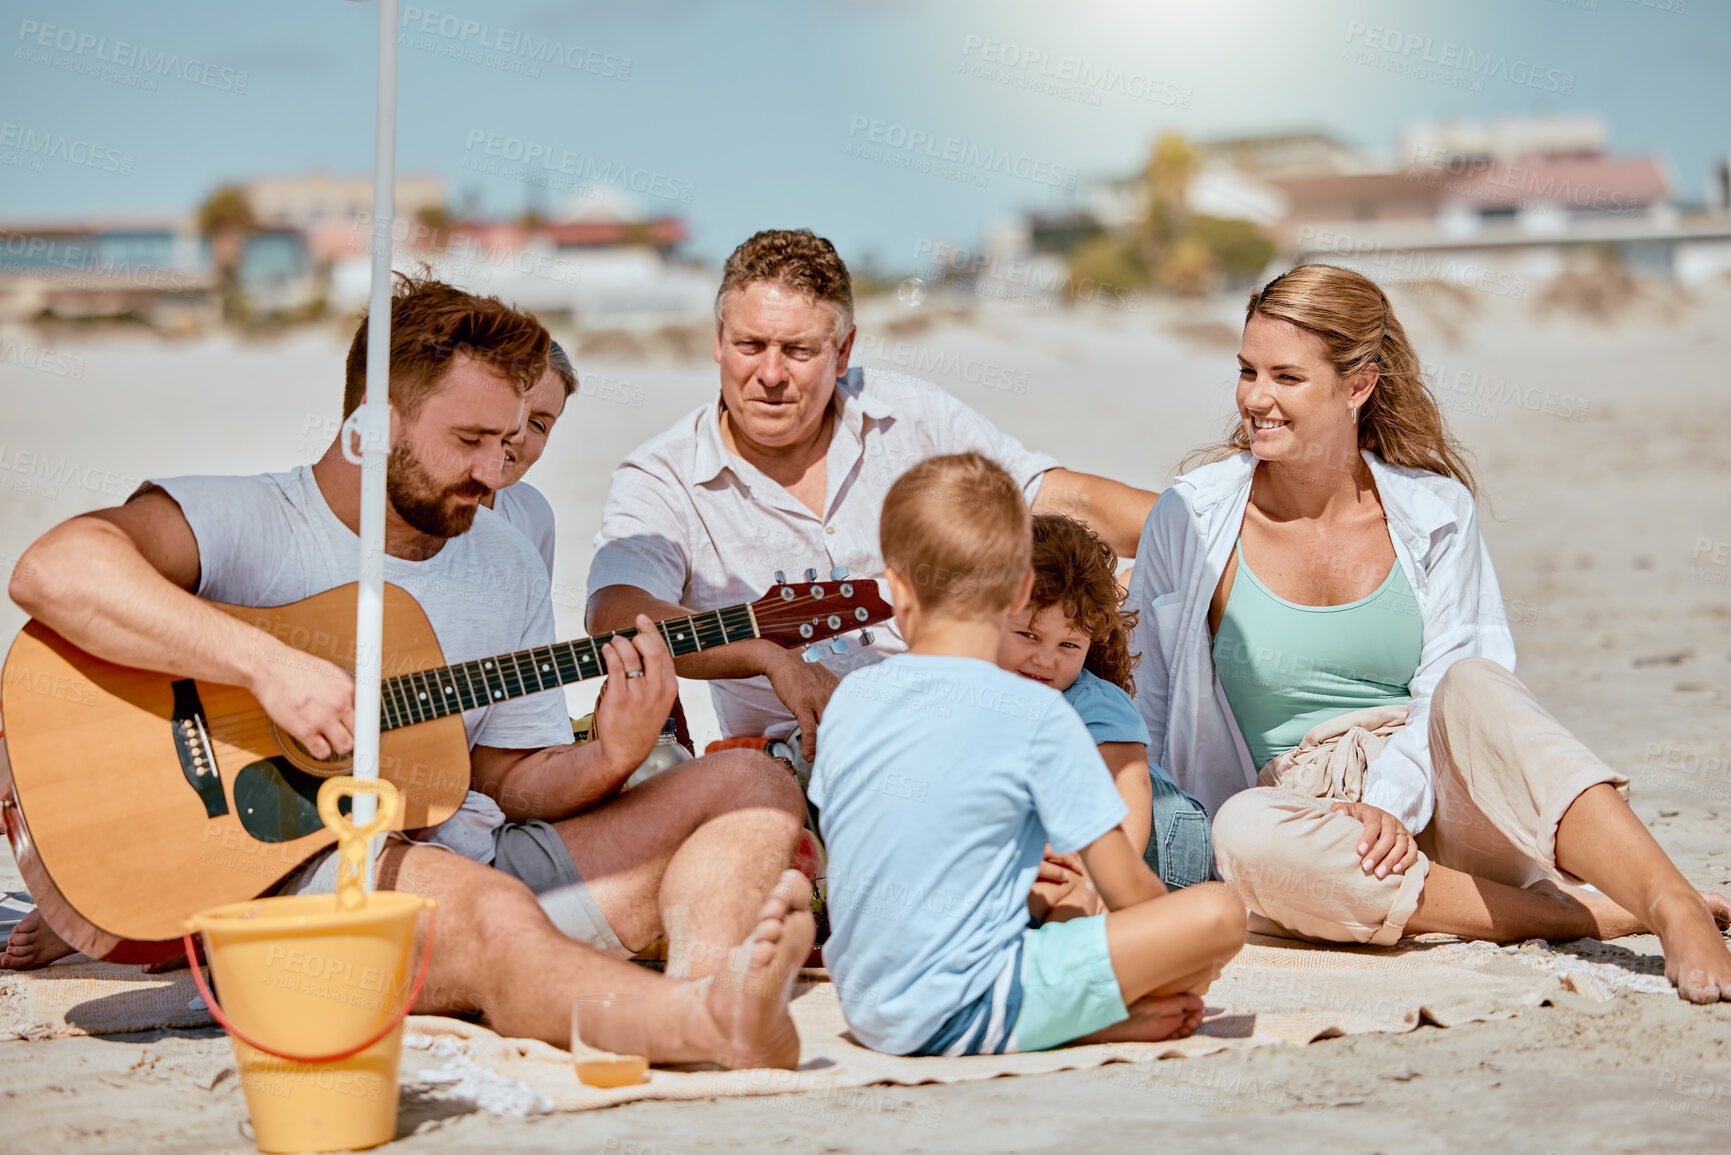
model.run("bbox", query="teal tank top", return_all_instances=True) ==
[1212,540,1423,771]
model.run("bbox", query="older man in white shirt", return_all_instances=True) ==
[586,229,1157,759]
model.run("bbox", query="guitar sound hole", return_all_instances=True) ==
[271,723,354,776]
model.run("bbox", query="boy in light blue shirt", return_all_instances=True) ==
[810,453,1246,1056]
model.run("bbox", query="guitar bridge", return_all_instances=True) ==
[170,679,228,818]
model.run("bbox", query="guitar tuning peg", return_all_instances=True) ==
[859,629,876,647]
[829,566,848,581]
[801,645,823,663]
[804,568,818,583]
[830,638,849,654]
[774,570,786,585]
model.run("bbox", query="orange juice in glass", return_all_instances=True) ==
[571,994,649,1088]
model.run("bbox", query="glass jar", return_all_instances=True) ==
[625,715,692,790]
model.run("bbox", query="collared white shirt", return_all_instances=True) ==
[586,366,1058,738]
[1125,450,1517,832]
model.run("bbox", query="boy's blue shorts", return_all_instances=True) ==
[913,914,1128,1055]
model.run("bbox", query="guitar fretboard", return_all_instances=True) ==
[379,604,757,729]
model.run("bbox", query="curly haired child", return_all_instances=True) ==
[1000,515,1213,916]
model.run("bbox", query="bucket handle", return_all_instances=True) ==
[181,902,436,1065]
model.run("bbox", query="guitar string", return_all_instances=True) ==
[378,602,765,729]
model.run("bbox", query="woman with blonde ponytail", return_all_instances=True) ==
[1126,264,1731,1002]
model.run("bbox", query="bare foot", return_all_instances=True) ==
[1527,879,1645,939]
[1651,891,1731,1004]
[702,869,815,1069]
[1074,994,1207,1044]
[0,910,78,970]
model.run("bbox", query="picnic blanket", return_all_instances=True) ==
[0,932,1677,1115]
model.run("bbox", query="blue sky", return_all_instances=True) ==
[2,0,1725,268]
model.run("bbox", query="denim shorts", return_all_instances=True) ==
[1146,764,1213,889]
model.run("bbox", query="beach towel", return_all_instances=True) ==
[0,932,1678,1116]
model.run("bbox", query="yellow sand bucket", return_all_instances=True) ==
[185,778,436,1154]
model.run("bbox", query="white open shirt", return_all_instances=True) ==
[1125,450,1517,832]
[585,366,1058,738]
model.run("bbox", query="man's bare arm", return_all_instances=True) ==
[1032,468,1159,557]
[8,489,358,759]
[471,742,628,821]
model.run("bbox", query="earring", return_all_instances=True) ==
[1351,405,1360,422]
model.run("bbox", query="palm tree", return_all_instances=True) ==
[1138,132,1198,273]
[197,185,256,323]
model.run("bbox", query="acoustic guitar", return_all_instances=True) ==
[0,571,891,961]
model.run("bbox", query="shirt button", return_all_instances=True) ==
[825,526,836,535]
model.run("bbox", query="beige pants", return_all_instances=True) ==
[1213,658,1630,946]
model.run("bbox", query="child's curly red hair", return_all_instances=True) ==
[1027,514,1138,696]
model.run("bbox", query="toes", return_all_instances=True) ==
[750,913,786,947]
[772,869,811,911]
[755,870,814,929]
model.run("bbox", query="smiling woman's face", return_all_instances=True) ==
[1235,312,1370,470]
[500,366,568,488]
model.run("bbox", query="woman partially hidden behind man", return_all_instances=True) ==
[1128,263,1731,1002]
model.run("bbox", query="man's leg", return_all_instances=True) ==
[376,841,815,1067]
[546,749,805,978]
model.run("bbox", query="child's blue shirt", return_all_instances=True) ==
[810,654,1127,1055]
[1061,668,1151,747]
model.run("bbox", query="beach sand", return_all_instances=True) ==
[2,279,1729,1152]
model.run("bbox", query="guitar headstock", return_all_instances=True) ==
[748,568,894,658]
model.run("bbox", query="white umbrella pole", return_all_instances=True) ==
[346,0,400,886]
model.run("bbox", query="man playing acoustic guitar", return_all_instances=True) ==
[2,276,814,1069]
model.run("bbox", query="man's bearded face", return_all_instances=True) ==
[386,431,491,539]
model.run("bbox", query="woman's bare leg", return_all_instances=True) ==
[1552,783,1731,1003]
[1404,864,1631,940]
[1418,659,1731,997]
[1405,785,1731,1002]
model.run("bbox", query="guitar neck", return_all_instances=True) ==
[379,603,759,730]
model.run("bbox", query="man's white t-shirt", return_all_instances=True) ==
[492,481,556,575]
[152,465,573,861]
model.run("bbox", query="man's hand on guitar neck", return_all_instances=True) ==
[473,615,679,821]
[587,584,843,760]
[591,614,681,780]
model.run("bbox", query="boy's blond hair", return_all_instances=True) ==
[880,452,1031,618]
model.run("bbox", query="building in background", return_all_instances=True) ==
[973,116,1731,306]
[0,215,308,331]
[1254,117,1731,287]
[318,181,714,331]
[0,170,714,333]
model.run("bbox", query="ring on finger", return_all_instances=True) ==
[625,669,645,679]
